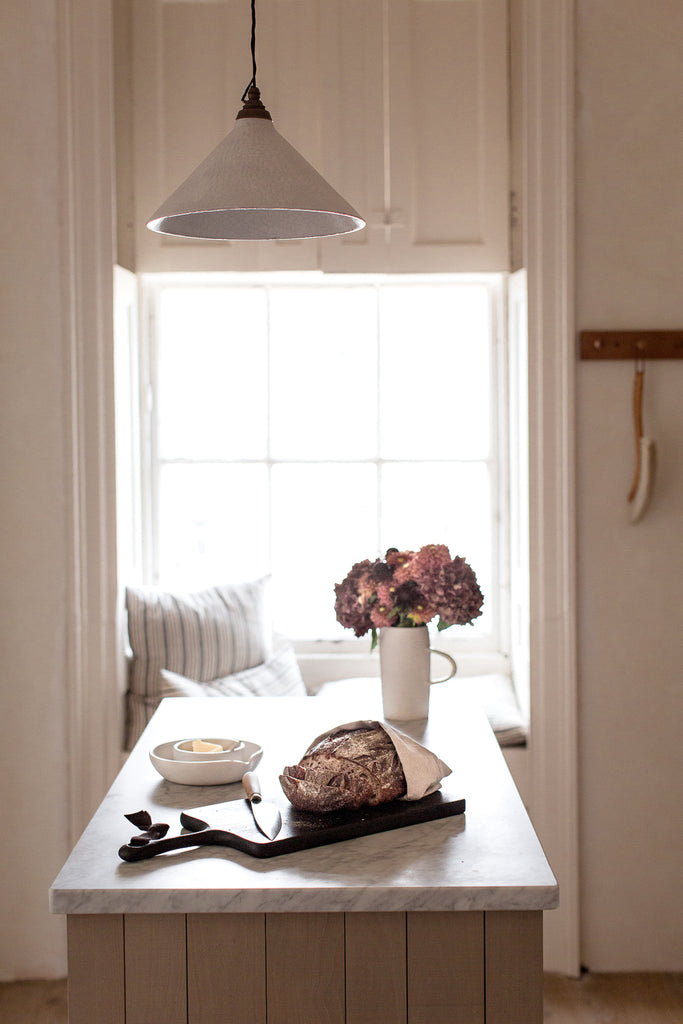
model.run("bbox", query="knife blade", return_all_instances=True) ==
[242,771,282,840]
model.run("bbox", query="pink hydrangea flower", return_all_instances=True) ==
[409,543,452,584]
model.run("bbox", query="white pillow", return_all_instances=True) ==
[125,578,270,747]
[160,644,306,699]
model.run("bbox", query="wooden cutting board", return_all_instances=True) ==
[119,788,465,862]
[180,787,466,859]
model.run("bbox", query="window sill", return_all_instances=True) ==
[308,667,527,749]
[296,649,512,692]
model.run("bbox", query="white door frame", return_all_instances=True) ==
[518,0,580,975]
[62,0,579,975]
[59,0,121,842]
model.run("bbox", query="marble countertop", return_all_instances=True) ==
[50,683,558,915]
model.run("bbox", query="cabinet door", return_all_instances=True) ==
[130,0,508,274]
[321,0,510,273]
[390,0,509,272]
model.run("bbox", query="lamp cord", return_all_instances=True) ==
[241,0,258,101]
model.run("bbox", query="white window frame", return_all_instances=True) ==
[136,271,511,678]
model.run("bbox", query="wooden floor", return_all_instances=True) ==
[543,973,683,1022]
[0,973,681,1023]
[0,980,67,1024]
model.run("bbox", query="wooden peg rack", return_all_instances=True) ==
[579,330,683,360]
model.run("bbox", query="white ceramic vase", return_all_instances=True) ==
[378,624,457,720]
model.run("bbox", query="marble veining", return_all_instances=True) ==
[50,686,558,915]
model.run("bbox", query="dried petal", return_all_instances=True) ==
[124,810,152,829]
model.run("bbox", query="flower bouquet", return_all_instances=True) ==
[334,544,484,649]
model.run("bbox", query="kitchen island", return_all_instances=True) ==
[51,684,557,1023]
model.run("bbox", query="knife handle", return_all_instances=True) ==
[242,771,262,803]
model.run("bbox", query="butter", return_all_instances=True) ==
[192,739,223,753]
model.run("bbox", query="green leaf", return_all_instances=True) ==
[436,618,452,632]
[370,628,378,651]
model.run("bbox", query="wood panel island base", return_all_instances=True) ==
[52,687,558,1023]
[67,909,542,1024]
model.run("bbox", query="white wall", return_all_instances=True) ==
[575,0,683,970]
[0,4,70,978]
[1,0,118,980]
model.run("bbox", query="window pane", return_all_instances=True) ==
[379,284,491,460]
[146,275,502,648]
[157,288,268,460]
[269,287,378,460]
[380,461,492,637]
[157,463,269,589]
[270,463,378,637]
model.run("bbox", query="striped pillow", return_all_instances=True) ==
[125,578,270,747]
[160,644,306,699]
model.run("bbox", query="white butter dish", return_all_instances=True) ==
[150,739,262,785]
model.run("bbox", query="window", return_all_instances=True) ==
[138,273,507,660]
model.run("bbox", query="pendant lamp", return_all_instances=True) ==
[147,1,365,241]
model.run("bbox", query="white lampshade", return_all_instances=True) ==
[147,110,365,241]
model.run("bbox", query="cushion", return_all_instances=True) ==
[125,578,270,747]
[460,674,527,746]
[160,644,306,699]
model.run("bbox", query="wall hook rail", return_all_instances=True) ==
[579,330,683,361]
[579,330,683,524]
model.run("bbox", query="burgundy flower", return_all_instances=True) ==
[370,560,394,584]
[392,579,422,611]
[419,555,484,626]
[334,559,377,637]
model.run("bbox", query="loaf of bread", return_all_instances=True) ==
[280,724,407,812]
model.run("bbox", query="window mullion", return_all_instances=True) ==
[376,284,383,554]
[266,284,274,578]
[145,287,160,585]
